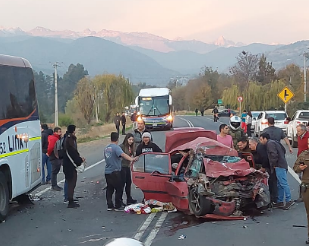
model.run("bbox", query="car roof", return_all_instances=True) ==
[262,111,286,113]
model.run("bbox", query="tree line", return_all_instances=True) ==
[170,52,309,115]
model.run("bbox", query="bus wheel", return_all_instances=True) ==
[0,172,9,222]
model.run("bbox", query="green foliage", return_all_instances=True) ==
[58,114,74,127]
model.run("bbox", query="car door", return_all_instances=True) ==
[131,153,172,202]
[165,155,189,211]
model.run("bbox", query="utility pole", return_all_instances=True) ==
[53,62,60,126]
[304,52,307,102]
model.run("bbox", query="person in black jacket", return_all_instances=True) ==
[63,125,85,208]
[114,113,121,134]
[121,112,126,135]
[260,132,295,210]
[249,137,277,204]
[136,132,162,156]
[133,120,152,145]
[41,124,52,184]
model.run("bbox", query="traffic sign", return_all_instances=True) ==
[237,96,243,102]
[218,99,223,105]
[277,87,294,104]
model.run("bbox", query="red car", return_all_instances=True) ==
[131,128,270,220]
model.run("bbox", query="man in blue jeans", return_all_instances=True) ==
[41,124,52,184]
[260,132,295,210]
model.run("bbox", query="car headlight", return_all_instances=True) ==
[167,115,173,121]
[137,116,142,122]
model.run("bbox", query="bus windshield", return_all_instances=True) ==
[139,96,169,116]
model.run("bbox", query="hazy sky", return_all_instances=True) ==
[1,0,309,44]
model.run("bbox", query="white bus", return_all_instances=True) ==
[0,54,41,221]
[135,88,173,130]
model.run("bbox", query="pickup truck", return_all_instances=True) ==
[286,110,309,147]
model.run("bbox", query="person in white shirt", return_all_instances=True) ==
[246,111,252,137]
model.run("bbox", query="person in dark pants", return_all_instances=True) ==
[104,132,136,211]
[47,127,63,191]
[41,124,52,184]
[114,113,121,134]
[195,108,198,116]
[121,112,126,135]
[200,108,204,116]
[119,133,137,205]
[212,106,219,122]
[63,125,85,208]
[249,137,277,204]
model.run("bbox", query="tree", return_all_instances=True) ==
[74,78,95,124]
[200,67,220,102]
[256,54,276,85]
[230,51,259,91]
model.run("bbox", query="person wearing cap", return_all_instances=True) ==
[133,119,152,144]
[136,132,162,156]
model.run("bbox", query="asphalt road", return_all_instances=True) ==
[0,115,307,246]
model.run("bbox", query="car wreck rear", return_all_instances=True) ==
[131,128,270,220]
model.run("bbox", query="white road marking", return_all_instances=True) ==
[133,213,156,241]
[288,166,301,184]
[143,212,168,246]
[35,159,105,197]
[179,117,194,127]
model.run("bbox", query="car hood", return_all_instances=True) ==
[167,136,238,156]
[165,128,217,153]
[205,159,257,178]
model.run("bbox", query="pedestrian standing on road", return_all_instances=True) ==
[228,116,244,149]
[249,138,278,204]
[217,124,233,148]
[293,140,309,244]
[259,132,295,210]
[195,108,198,116]
[63,125,85,208]
[241,110,247,134]
[136,132,162,156]
[121,112,127,135]
[200,108,204,117]
[47,127,63,191]
[104,132,136,211]
[246,111,252,137]
[262,117,293,154]
[114,113,121,134]
[130,110,137,129]
[133,120,152,145]
[212,106,219,122]
[119,133,137,205]
[296,124,309,202]
[41,124,52,185]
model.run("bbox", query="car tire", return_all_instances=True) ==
[188,187,211,216]
[0,172,9,222]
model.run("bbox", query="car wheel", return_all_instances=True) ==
[292,131,298,148]
[0,172,9,222]
[188,186,212,216]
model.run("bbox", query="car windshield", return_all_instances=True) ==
[252,112,260,118]
[139,96,169,116]
[204,155,241,163]
[298,112,309,119]
[265,113,287,120]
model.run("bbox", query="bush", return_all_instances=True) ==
[58,114,74,127]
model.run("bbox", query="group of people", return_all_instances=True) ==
[217,117,295,210]
[104,120,162,211]
[41,124,85,208]
[114,112,127,135]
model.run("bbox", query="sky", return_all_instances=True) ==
[1,0,309,44]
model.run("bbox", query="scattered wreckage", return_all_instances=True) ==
[131,128,270,219]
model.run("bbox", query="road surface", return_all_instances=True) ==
[0,115,307,246]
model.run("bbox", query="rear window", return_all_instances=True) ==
[265,113,287,120]
[298,112,309,119]
[252,112,260,118]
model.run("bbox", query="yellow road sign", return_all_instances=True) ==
[277,86,294,103]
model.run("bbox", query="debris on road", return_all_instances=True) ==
[293,225,307,228]
[123,200,177,214]
[178,235,186,240]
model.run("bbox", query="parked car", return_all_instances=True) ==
[218,109,236,117]
[131,128,270,220]
[254,111,288,137]
[287,110,309,147]
[251,111,261,131]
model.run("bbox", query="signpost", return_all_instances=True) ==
[218,99,223,105]
[237,96,243,115]
[277,87,294,112]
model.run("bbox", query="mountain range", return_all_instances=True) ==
[0,26,308,86]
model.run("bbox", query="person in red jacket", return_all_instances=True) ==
[47,127,63,191]
[296,124,309,202]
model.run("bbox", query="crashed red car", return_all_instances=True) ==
[131,128,270,219]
